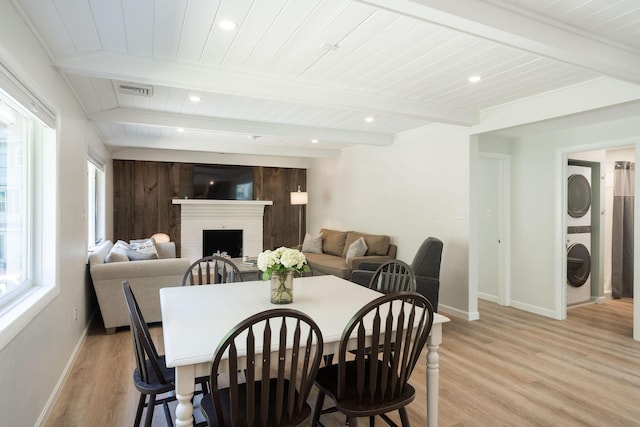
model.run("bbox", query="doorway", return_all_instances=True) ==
[478,153,510,306]
[563,147,635,317]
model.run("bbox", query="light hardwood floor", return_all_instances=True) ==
[43,298,640,427]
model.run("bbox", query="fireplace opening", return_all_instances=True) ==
[203,229,243,258]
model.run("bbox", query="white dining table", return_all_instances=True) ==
[160,275,450,427]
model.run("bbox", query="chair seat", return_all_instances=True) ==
[314,360,416,416]
[201,378,311,426]
[133,355,175,395]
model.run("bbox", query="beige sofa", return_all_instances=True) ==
[301,228,397,279]
[89,239,191,334]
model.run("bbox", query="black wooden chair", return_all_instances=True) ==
[200,308,324,426]
[122,281,208,427]
[327,260,416,366]
[366,259,416,293]
[182,255,243,286]
[312,291,434,426]
[351,237,443,310]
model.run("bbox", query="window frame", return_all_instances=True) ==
[87,158,105,250]
[0,80,57,351]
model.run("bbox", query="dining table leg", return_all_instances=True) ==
[426,323,443,427]
[174,365,196,427]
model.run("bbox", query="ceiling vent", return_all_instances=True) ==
[117,82,153,97]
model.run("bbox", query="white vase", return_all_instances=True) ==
[270,271,294,304]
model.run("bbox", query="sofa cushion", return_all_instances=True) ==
[105,240,130,263]
[320,228,347,257]
[342,232,390,257]
[304,252,350,279]
[128,238,159,261]
[301,232,323,254]
[345,237,368,265]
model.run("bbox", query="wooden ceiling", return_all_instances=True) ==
[13,0,640,158]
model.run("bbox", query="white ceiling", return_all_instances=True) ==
[12,0,640,158]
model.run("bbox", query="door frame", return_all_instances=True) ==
[557,139,640,338]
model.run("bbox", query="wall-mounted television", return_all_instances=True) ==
[192,164,254,200]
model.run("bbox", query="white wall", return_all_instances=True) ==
[0,2,110,426]
[308,124,472,318]
[510,135,560,314]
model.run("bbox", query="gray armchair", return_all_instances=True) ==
[350,237,443,311]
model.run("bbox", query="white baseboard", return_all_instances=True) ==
[438,303,479,321]
[478,292,498,303]
[509,300,556,318]
[35,311,96,427]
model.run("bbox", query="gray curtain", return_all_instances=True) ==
[612,161,634,298]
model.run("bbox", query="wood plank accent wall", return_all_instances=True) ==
[256,166,307,251]
[113,160,306,256]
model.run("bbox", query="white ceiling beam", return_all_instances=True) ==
[356,0,640,85]
[89,107,392,146]
[53,53,479,126]
[105,135,341,159]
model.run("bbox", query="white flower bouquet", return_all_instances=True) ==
[257,246,311,280]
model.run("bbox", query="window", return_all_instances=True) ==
[87,159,105,249]
[0,86,55,310]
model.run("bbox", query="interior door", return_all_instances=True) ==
[478,154,510,305]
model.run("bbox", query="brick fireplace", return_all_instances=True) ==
[173,199,273,263]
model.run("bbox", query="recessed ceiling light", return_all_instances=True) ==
[364,116,374,123]
[219,20,237,30]
[468,75,482,83]
[311,139,319,144]
[176,128,184,133]
[189,95,201,102]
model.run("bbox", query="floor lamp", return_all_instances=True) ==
[290,185,308,245]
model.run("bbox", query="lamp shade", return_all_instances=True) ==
[290,191,308,205]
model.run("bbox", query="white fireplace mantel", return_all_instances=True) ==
[172,199,273,207]
[174,199,273,262]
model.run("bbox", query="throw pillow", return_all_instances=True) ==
[301,232,323,254]
[362,234,390,256]
[105,240,130,263]
[345,237,368,266]
[320,228,347,256]
[127,237,159,261]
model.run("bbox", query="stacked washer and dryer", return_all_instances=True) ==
[567,164,593,305]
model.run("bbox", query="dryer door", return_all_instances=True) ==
[567,243,591,287]
[568,173,592,219]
